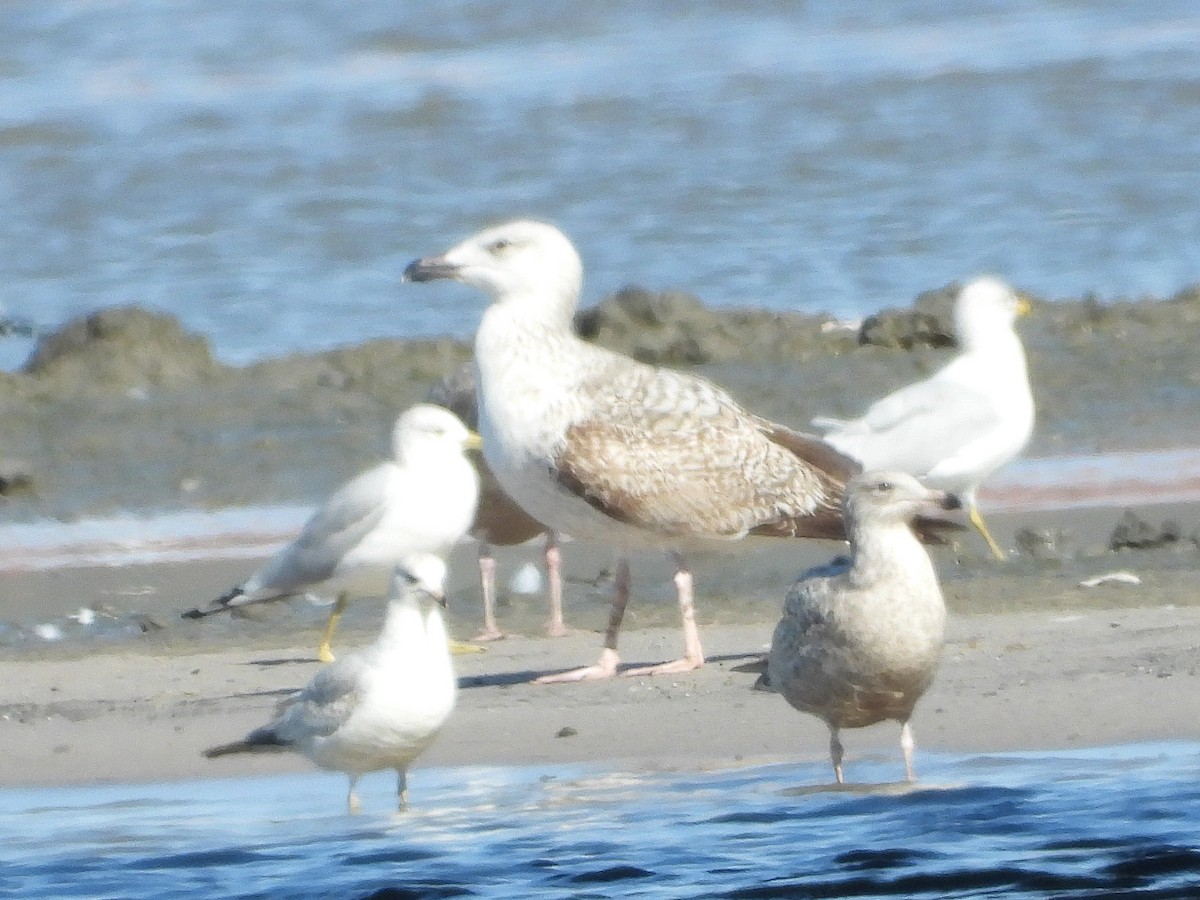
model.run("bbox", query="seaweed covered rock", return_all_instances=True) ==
[22,306,218,390]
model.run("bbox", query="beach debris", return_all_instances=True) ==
[555,726,578,738]
[1079,571,1142,588]
[1014,527,1072,561]
[1108,510,1181,551]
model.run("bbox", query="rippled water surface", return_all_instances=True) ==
[4,744,1200,898]
[2,1,1199,370]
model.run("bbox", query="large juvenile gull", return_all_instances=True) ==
[768,471,958,784]
[405,220,856,681]
[204,554,455,813]
[813,277,1033,560]
[183,404,480,661]
[428,363,567,641]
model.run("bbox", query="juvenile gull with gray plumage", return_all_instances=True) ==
[405,220,857,681]
[768,471,958,784]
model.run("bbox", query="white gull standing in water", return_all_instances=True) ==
[183,404,480,661]
[768,472,959,784]
[204,554,455,813]
[405,220,857,681]
[813,277,1034,560]
[428,363,568,641]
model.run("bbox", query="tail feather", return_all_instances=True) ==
[181,586,245,620]
[203,727,289,758]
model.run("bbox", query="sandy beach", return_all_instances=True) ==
[4,499,1200,790]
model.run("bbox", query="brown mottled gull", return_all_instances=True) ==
[405,220,857,681]
[183,404,480,662]
[768,471,959,784]
[813,277,1033,560]
[204,555,455,814]
[427,362,567,641]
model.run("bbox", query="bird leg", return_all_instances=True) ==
[830,728,845,784]
[473,544,505,641]
[396,768,409,812]
[622,553,705,677]
[900,721,916,782]
[535,556,629,683]
[970,503,1007,560]
[318,593,348,663]
[347,775,361,815]
[543,532,568,637]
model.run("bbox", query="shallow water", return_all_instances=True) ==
[2,1,1199,371]
[4,743,1200,898]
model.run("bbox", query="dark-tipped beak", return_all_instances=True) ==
[403,256,459,283]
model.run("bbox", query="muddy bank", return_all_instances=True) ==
[2,283,1199,522]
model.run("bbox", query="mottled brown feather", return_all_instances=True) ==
[551,365,851,541]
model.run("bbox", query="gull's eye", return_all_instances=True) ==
[488,238,514,254]
[875,480,894,493]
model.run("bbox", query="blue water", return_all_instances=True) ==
[4,744,1200,898]
[2,1,1199,371]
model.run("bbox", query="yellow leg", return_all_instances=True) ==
[318,594,348,663]
[970,504,1007,561]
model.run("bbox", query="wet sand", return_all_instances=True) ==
[4,501,1200,789]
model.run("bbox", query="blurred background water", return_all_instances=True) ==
[4,744,1200,899]
[1,0,1198,371]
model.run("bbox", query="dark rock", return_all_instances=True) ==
[0,458,34,495]
[575,285,728,364]
[1108,510,1182,551]
[858,310,955,350]
[22,306,218,389]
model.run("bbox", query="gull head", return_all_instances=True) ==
[845,471,961,528]
[954,277,1032,350]
[393,553,448,607]
[404,220,583,314]
[391,403,481,464]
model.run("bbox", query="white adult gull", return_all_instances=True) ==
[183,404,480,661]
[813,277,1034,560]
[404,220,857,681]
[427,363,567,641]
[204,554,456,813]
[768,471,958,784]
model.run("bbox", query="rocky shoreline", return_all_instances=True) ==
[2,282,1199,523]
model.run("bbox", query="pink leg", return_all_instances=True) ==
[473,544,505,642]
[535,556,628,683]
[543,532,568,637]
[623,552,705,677]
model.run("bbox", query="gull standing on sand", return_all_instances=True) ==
[405,220,857,682]
[428,363,567,641]
[813,277,1034,560]
[768,472,958,784]
[183,404,480,662]
[204,554,456,813]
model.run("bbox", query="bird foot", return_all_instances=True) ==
[317,647,336,664]
[544,621,569,638]
[471,628,507,642]
[535,648,620,683]
[622,656,704,677]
